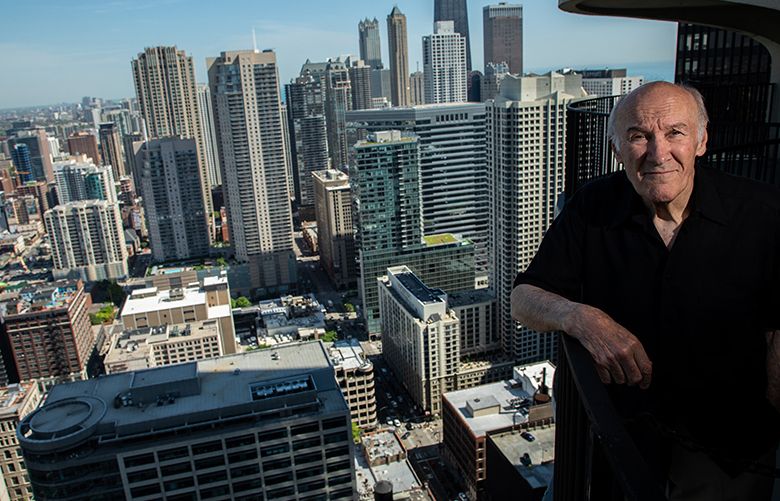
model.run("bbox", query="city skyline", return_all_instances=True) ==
[2,0,676,109]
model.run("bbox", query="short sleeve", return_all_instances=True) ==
[513,195,586,302]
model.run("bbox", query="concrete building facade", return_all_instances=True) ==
[98,122,126,181]
[45,200,128,281]
[19,343,357,501]
[137,137,210,263]
[120,273,237,355]
[423,21,468,104]
[312,170,356,290]
[379,266,460,415]
[0,382,42,501]
[434,0,473,71]
[208,50,296,294]
[66,132,100,167]
[387,7,411,107]
[131,46,213,238]
[330,339,377,429]
[54,157,116,204]
[358,18,383,70]
[487,72,586,362]
[483,3,524,74]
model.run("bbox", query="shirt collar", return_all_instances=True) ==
[607,167,729,228]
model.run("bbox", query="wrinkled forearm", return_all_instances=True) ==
[510,283,580,334]
[768,330,780,413]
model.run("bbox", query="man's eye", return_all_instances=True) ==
[629,134,645,142]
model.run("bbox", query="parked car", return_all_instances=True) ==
[393,419,401,427]
[520,431,536,442]
[401,431,411,440]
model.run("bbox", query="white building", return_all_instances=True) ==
[45,200,128,281]
[487,72,587,362]
[423,21,468,104]
[578,68,644,97]
[207,50,296,293]
[120,273,237,354]
[329,339,377,428]
[54,156,116,203]
[378,265,460,415]
[196,83,222,187]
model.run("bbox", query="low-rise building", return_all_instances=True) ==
[441,361,555,500]
[485,426,555,501]
[0,280,95,386]
[103,320,223,374]
[330,339,377,429]
[120,273,236,354]
[0,382,42,501]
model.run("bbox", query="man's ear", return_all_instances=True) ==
[696,128,708,157]
[611,141,623,164]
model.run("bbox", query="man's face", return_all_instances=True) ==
[613,84,708,207]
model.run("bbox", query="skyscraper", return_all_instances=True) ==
[351,131,476,334]
[324,58,353,170]
[487,72,586,362]
[98,122,126,180]
[67,131,101,166]
[19,343,357,501]
[349,59,373,111]
[137,137,210,262]
[7,127,53,183]
[410,71,425,105]
[347,103,490,280]
[483,3,523,75]
[577,68,644,97]
[196,83,222,187]
[358,18,383,70]
[131,46,213,235]
[423,21,468,104]
[45,200,128,281]
[285,69,330,218]
[387,7,411,107]
[208,50,296,293]
[313,169,356,290]
[481,62,510,101]
[434,0,472,71]
[54,157,116,203]
[10,143,33,183]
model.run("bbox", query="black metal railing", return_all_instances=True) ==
[553,335,667,501]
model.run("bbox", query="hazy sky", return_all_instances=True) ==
[0,0,677,109]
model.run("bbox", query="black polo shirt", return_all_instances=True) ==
[514,167,780,458]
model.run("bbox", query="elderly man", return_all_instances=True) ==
[511,81,779,499]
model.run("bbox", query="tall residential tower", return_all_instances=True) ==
[208,50,296,293]
[387,7,411,107]
[434,0,472,71]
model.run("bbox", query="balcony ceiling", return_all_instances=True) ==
[558,0,780,44]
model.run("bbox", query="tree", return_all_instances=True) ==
[89,305,115,325]
[215,257,227,267]
[90,280,127,308]
[322,330,338,342]
[343,303,355,313]
[231,296,251,308]
[351,421,361,444]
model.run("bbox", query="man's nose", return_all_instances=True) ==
[645,135,671,165]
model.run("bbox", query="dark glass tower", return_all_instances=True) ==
[11,143,33,183]
[434,0,472,71]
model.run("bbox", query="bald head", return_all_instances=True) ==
[608,81,709,153]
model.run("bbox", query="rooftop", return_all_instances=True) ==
[395,272,445,305]
[443,379,533,437]
[121,280,230,320]
[448,288,495,307]
[20,341,346,451]
[0,382,37,419]
[490,426,556,489]
[0,280,81,315]
[329,338,372,371]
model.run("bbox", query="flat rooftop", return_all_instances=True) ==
[489,426,556,489]
[395,272,444,305]
[443,380,532,437]
[23,341,346,448]
[0,382,36,419]
[329,338,371,371]
[1,281,80,315]
[448,288,495,307]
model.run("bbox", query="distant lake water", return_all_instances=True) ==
[528,61,675,83]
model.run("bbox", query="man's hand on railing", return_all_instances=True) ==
[562,304,653,390]
[511,283,653,389]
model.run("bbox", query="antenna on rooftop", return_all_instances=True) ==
[252,28,258,53]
